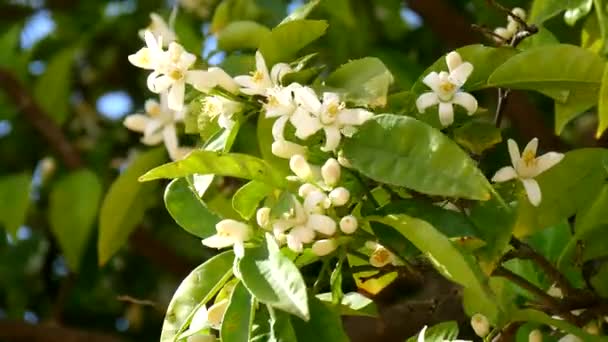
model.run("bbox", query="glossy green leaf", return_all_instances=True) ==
[581,14,603,53]
[555,87,599,134]
[594,0,608,54]
[0,25,22,68]
[139,150,287,188]
[324,57,394,107]
[268,307,297,342]
[343,114,492,200]
[291,298,349,342]
[453,121,502,155]
[512,309,603,341]
[279,0,320,24]
[221,282,254,342]
[217,21,270,52]
[33,47,76,124]
[529,0,588,24]
[316,292,378,317]
[160,251,234,342]
[232,180,274,220]
[517,26,559,50]
[596,66,608,137]
[0,173,31,237]
[259,20,328,67]
[238,235,309,320]
[98,148,166,265]
[49,169,101,271]
[405,321,459,342]
[164,178,220,239]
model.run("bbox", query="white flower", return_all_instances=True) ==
[491,138,564,207]
[312,239,337,256]
[207,298,229,329]
[416,51,478,127]
[138,13,177,47]
[303,190,332,214]
[289,154,321,181]
[339,215,358,234]
[201,95,243,129]
[187,335,217,342]
[321,158,341,187]
[528,329,543,342]
[234,51,292,96]
[271,140,307,159]
[123,93,186,160]
[471,313,490,338]
[329,187,350,207]
[558,334,582,342]
[417,326,471,342]
[273,199,336,253]
[494,8,526,43]
[266,83,302,144]
[286,225,315,253]
[202,219,252,257]
[298,183,318,198]
[366,241,398,268]
[256,207,271,228]
[291,88,374,152]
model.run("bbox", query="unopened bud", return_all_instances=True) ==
[289,154,312,179]
[272,140,307,159]
[558,334,582,342]
[298,183,317,198]
[339,215,358,234]
[207,299,229,329]
[547,284,563,298]
[312,239,337,256]
[511,7,526,21]
[309,214,337,236]
[256,207,271,228]
[446,51,463,69]
[528,329,543,342]
[321,158,341,187]
[304,190,331,214]
[329,187,350,206]
[471,313,490,338]
[494,27,512,41]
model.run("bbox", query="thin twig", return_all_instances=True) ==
[493,266,561,309]
[116,295,158,307]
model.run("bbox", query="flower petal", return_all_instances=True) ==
[272,140,307,159]
[123,114,150,132]
[234,75,258,94]
[452,92,478,114]
[422,72,441,93]
[294,87,322,114]
[321,125,341,152]
[270,63,292,85]
[535,152,564,175]
[209,67,239,94]
[151,74,173,93]
[417,326,428,342]
[128,48,155,69]
[141,131,164,145]
[308,214,337,236]
[255,50,270,83]
[507,139,521,167]
[491,166,517,182]
[416,92,439,113]
[168,81,185,111]
[290,107,322,139]
[522,137,539,158]
[438,102,454,127]
[337,108,373,126]
[449,62,473,86]
[202,235,234,249]
[446,51,463,73]
[521,178,542,206]
[272,115,289,141]
[163,124,179,160]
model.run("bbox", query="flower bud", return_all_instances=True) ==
[308,214,337,236]
[511,7,526,21]
[304,190,331,214]
[207,299,229,329]
[312,239,337,256]
[329,187,350,206]
[369,244,393,268]
[256,207,271,228]
[446,51,463,70]
[494,27,511,41]
[272,140,307,159]
[471,313,490,338]
[321,158,341,187]
[339,215,358,234]
[289,154,312,179]
[298,183,317,198]
[547,283,563,298]
[558,334,582,342]
[528,329,543,342]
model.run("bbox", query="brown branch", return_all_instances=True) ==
[0,320,124,342]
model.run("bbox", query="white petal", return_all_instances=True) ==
[452,92,478,114]
[234,75,259,94]
[255,50,270,82]
[144,30,160,52]
[290,108,322,139]
[210,67,239,93]
[303,190,330,213]
[491,166,517,182]
[321,158,341,187]
[449,62,473,86]
[271,140,307,159]
[163,124,180,160]
[308,214,337,236]
[417,326,428,342]
[415,92,439,113]
[422,72,441,93]
[290,225,315,243]
[337,108,374,126]
[128,48,154,69]
[535,152,564,175]
[286,234,303,253]
[216,219,251,241]
[322,92,341,105]
[272,115,289,141]
[446,51,463,72]
[507,139,521,167]
[321,125,341,152]
[123,114,149,132]
[294,87,322,114]
[233,241,245,258]
[143,119,163,138]
[270,63,292,85]
[438,102,454,127]
[141,131,164,145]
[202,235,234,249]
[168,81,185,111]
[290,154,312,179]
[311,239,337,256]
[207,299,229,329]
[522,137,539,158]
[146,71,160,92]
[151,75,174,93]
[521,178,542,207]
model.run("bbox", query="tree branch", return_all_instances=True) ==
[0,320,124,342]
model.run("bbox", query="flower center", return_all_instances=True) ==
[371,248,391,266]
[438,80,457,101]
[169,69,183,80]
[522,150,537,167]
[252,70,264,83]
[321,102,341,124]
[267,95,279,107]
[148,104,161,117]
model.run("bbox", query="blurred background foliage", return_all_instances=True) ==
[0,0,599,340]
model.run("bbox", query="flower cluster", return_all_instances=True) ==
[493,7,527,43]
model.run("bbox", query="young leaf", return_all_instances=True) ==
[596,66,608,137]
[33,47,77,124]
[161,251,234,342]
[232,180,274,220]
[291,298,349,342]
[164,178,220,239]
[217,21,271,52]
[405,321,459,342]
[0,173,31,237]
[279,0,320,24]
[98,148,166,265]
[221,282,254,342]
[324,57,394,107]
[238,234,309,320]
[139,150,287,188]
[259,19,328,67]
[343,114,492,200]
[49,169,102,271]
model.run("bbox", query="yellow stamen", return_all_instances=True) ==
[252,70,264,83]
[522,150,536,167]
[169,69,183,80]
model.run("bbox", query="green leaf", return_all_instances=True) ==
[0,173,31,237]
[291,298,349,342]
[594,0,608,55]
[174,15,203,55]
[529,0,589,24]
[512,309,603,341]
[232,180,274,220]
[555,87,599,134]
[238,234,309,320]
[98,148,166,265]
[139,150,287,188]
[49,169,102,271]
[316,292,378,317]
[581,14,604,54]
[268,307,297,342]
[517,26,559,50]
[279,0,320,24]
[217,21,271,52]
[164,178,220,238]
[453,121,503,155]
[596,66,608,137]
[259,20,328,67]
[33,47,76,124]
[222,54,256,76]
[221,282,254,342]
[161,251,234,342]
[324,57,394,107]
[0,25,22,68]
[405,321,459,342]
[343,114,492,200]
